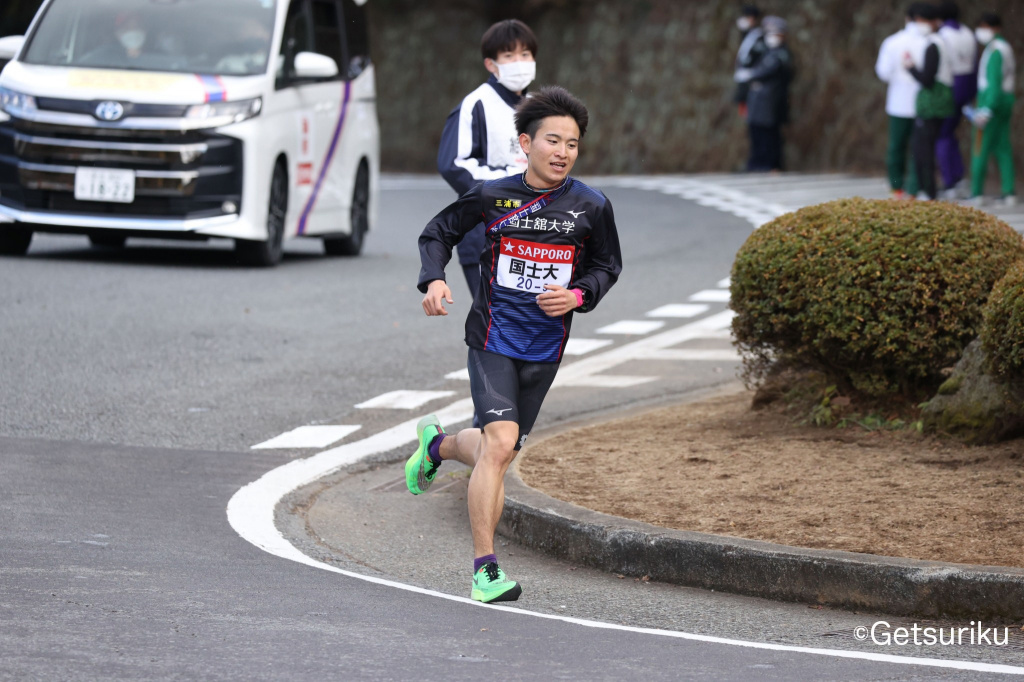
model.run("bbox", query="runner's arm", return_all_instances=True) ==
[570,198,623,313]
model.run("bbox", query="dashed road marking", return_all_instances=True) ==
[689,289,731,303]
[444,368,470,381]
[251,425,361,450]
[355,390,456,410]
[596,320,665,335]
[645,303,708,318]
[563,338,614,356]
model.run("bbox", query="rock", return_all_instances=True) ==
[921,339,1024,444]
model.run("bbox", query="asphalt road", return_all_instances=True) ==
[1,175,1019,679]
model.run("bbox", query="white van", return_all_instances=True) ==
[0,0,379,266]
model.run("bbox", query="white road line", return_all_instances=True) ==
[596,320,665,335]
[716,277,731,288]
[229,177,1024,674]
[444,368,471,381]
[563,338,614,356]
[642,349,741,362]
[689,289,731,303]
[555,310,735,388]
[645,303,708,318]
[355,390,456,410]
[251,425,361,450]
[226,395,1024,676]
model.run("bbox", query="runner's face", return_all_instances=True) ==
[520,116,579,189]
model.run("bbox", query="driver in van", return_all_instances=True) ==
[80,12,153,67]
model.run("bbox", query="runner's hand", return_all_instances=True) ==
[423,280,454,316]
[536,284,578,317]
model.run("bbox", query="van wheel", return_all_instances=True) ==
[0,227,32,255]
[236,163,287,267]
[89,234,127,248]
[324,162,368,257]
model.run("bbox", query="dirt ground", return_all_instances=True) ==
[519,390,1024,569]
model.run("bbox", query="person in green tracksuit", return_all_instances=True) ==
[970,13,1016,203]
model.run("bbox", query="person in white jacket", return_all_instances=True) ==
[876,3,927,198]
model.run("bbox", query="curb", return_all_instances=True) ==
[498,464,1024,620]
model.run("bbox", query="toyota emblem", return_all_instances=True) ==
[94,101,125,122]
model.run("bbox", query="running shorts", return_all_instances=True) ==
[466,347,559,451]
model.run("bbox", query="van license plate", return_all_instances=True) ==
[74,168,135,203]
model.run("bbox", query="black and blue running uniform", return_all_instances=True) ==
[418,173,622,364]
[418,173,622,448]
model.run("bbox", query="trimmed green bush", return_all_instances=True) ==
[731,198,1024,397]
[982,260,1024,381]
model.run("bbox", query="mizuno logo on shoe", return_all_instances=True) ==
[487,408,512,416]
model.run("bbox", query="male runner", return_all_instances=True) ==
[408,87,622,604]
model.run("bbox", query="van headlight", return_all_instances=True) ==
[0,87,37,118]
[184,97,262,129]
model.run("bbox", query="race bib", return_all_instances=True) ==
[496,237,574,293]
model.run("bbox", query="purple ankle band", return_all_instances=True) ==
[427,433,445,465]
[474,554,497,573]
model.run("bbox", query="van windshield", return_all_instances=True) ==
[22,0,277,76]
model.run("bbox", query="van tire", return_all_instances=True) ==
[324,162,368,257]
[236,162,287,267]
[0,227,32,255]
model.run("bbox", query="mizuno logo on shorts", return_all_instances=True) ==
[487,408,512,416]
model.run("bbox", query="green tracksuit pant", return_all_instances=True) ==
[887,116,919,194]
[970,108,1015,198]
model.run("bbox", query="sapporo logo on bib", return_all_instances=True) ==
[497,237,575,293]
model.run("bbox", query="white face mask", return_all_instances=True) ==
[915,21,933,36]
[765,34,783,48]
[737,17,754,32]
[119,30,146,52]
[975,27,995,45]
[496,61,535,93]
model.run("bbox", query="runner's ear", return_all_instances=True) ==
[518,132,531,155]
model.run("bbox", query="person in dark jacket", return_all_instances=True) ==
[735,15,793,172]
[733,4,766,120]
[436,20,537,298]
[904,3,954,199]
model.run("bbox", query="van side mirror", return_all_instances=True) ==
[0,36,25,62]
[293,51,338,79]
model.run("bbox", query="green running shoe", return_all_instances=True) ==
[405,414,444,495]
[471,562,522,603]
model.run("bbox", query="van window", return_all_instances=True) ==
[310,0,343,74]
[21,0,276,76]
[340,0,369,79]
[278,0,314,82]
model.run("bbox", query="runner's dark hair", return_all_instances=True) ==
[514,86,589,139]
[741,4,761,18]
[481,19,538,60]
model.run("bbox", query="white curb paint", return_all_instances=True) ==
[227,395,1024,676]
[596,320,665,335]
[355,390,456,410]
[251,425,361,450]
[645,303,709,319]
